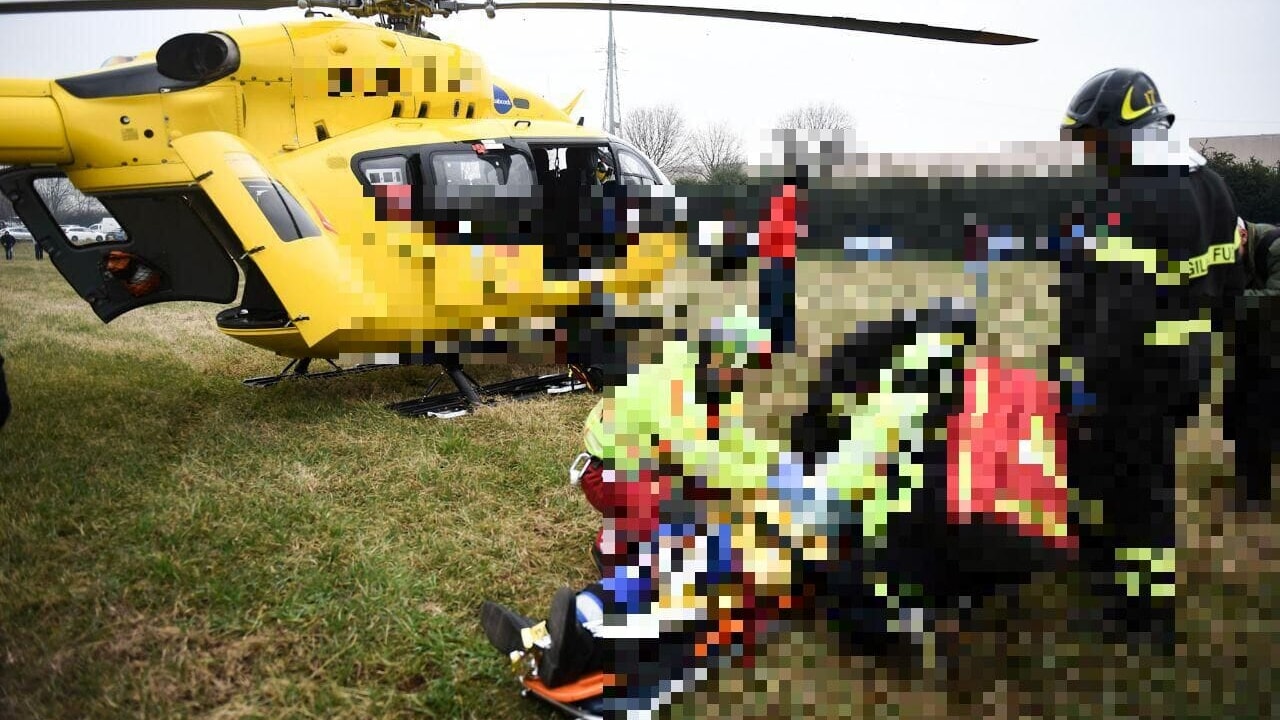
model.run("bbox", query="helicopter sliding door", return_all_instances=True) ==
[0,165,239,322]
[170,132,356,350]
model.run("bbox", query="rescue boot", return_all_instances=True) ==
[480,600,538,656]
[540,586,602,687]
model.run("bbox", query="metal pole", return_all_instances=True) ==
[603,0,622,136]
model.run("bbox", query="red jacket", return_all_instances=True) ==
[758,184,799,261]
[579,462,669,571]
[946,357,1076,550]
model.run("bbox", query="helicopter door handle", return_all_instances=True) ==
[285,315,309,328]
[239,245,265,260]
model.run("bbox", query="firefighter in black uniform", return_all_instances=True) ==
[1232,219,1280,508]
[1057,68,1249,650]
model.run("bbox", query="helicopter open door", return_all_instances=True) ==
[0,166,240,322]
[170,132,359,351]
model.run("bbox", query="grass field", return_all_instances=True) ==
[1,253,1275,719]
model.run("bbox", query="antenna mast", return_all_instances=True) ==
[602,0,622,136]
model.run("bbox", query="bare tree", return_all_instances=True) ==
[0,171,107,226]
[776,101,855,130]
[621,104,691,176]
[32,177,107,226]
[689,122,746,183]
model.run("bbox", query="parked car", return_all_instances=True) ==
[61,225,96,245]
[89,219,124,243]
[0,222,33,242]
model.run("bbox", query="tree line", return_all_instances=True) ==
[6,116,1275,225]
[620,101,853,185]
[1203,151,1280,222]
[0,174,109,228]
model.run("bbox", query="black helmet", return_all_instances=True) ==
[1061,68,1174,132]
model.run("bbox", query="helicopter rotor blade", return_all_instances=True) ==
[463,1,1037,45]
[0,0,1036,46]
[0,0,287,12]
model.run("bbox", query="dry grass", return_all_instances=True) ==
[1,253,1275,720]
[0,256,591,719]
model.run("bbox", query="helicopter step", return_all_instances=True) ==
[387,363,600,419]
[241,357,397,388]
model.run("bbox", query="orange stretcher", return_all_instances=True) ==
[519,672,606,719]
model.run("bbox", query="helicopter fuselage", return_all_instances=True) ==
[0,18,677,360]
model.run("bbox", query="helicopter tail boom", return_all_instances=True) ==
[0,79,72,165]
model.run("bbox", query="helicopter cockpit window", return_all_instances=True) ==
[31,177,129,248]
[239,178,321,242]
[616,148,658,186]
[430,151,535,188]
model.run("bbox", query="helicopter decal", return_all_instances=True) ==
[492,84,513,114]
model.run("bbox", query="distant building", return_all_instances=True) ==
[1190,134,1280,167]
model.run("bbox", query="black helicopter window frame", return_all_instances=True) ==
[614,146,659,186]
[349,138,663,195]
[352,146,422,193]
[422,144,539,189]
[609,140,666,186]
[57,62,205,99]
[358,155,414,187]
[519,139,623,188]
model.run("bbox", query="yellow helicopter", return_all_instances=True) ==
[0,0,1035,416]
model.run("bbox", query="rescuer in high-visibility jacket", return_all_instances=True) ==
[480,309,786,691]
[480,178,807,697]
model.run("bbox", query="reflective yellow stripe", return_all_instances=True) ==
[1091,236,1223,346]
[1182,242,1238,279]
[1143,319,1213,346]
[1116,570,1144,597]
[1149,548,1176,574]
[583,399,606,457]
[1093,236,1184,285]
[956,445,973,509]
[1115,547,1177,597]
[1094,236,1161,272]
[974,364,989,416]
[1094,237,1238,285]
[1058,356,1085,384]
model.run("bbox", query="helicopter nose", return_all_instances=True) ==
[0,79,72,165]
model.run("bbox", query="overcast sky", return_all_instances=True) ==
[0,0,1277,154]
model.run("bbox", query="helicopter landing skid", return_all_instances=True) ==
[386,368,593,419]
[241,358,396,388]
